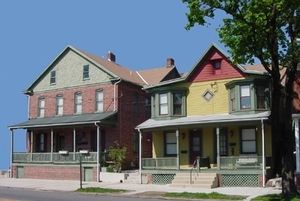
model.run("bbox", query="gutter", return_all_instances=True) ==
[113,78,121,111]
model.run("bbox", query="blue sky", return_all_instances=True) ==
[0,1,226,170]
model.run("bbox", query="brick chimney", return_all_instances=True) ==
[167,58,174,68]
[107,51,116,62]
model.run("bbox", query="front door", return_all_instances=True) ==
[189,129,202,165]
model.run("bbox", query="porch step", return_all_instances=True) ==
[170,172,218,188]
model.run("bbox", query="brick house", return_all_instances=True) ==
[9,45,181,181]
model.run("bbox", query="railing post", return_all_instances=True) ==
[197,156,200,175]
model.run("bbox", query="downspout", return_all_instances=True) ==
[261,119,265,187]
[94,122,101,182]
[216,126,220,170]
[10,129,14,178]
[113,79,121,111]
[295,119,300,172]
[138,128,142,184]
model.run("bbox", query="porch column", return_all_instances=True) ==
[216,126,220,170]
[10,129,14,178]
[30,130,33,161]
[138,129,142,184]
[295,119,300,172]
[73,127,76,160]
[50,128,53,162]
[176,128,180,170]
[261,119,266,187]
[95,124,101,182]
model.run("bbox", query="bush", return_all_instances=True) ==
[107,141,126,173]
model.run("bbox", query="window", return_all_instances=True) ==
[50,71,56,84]
[37,133,45,152]
[133,132,139,154]
[133,92,138,115]
[219,130,228,156]
[165,132,177,156]
[173,93,182,115]
[256,85,266,109]
[241,128,256,154]
[213,60,221,69]
[58,135,65,151]
[56,95,63,115]
[227,80,269,113]
[75,92,82,113]
[96,90,103,112]
[240,85,251,109]
[83,65,89,79]
[159,93,168,115]
[38,97,45,117]
[145,97,151,116]
[203,90,214,102]
[230,88,236,111]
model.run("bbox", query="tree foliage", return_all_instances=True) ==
[183,0,300,195]
[107,141,127,173]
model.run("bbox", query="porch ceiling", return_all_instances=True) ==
[8,111,117,129]
[136,111,270,131]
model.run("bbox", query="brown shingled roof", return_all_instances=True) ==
[137,66,177,85]
[74,47,146,86]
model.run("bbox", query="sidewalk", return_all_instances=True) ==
[0,178,281,200]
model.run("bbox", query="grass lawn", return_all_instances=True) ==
[163,192,246,200]
[76,187,128,194]
[251,194,300,201]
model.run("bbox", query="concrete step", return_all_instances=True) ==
[171,172,218,188]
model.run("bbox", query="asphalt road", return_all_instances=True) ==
[0,187,166,201]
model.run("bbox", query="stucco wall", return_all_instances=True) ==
[33,49,111,93]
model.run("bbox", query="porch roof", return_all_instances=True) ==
[136,111,270,131]
[8,111,117,129]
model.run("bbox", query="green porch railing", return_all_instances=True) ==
[142,157,177,169]
[220,156,271,170]
[12,152,106,163]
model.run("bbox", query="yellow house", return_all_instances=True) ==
[136,44,273,188]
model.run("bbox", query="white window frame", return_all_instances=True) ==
[56,95,63,115]
[38,97,45,117]
[96,90,103,112]
[75,92,82,114]
[240,85,251,109]
[159,93,168,115]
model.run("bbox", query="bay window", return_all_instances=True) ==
[159,93,168,115]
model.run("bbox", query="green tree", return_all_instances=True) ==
[107,141,127,173]
[183,0,300,195]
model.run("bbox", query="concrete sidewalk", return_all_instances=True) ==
[0,178,281,200]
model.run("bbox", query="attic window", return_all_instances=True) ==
[50,71,56,84]
[83,65,89,79]
[213,60,221,69]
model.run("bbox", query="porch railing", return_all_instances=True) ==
[142,157,177,169]
[220,156,271,170]
[12,152,107,163]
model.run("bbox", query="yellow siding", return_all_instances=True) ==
[174,78,245,115]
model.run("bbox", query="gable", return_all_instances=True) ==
[30,49,112,93]
[188,49,244,83]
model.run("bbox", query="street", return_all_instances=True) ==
[0,187,165,201]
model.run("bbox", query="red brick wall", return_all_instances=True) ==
[26,81,152,172]
[29,83,115,118]
[12,165,98,181]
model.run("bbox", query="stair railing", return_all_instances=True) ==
[190,156,200,184]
